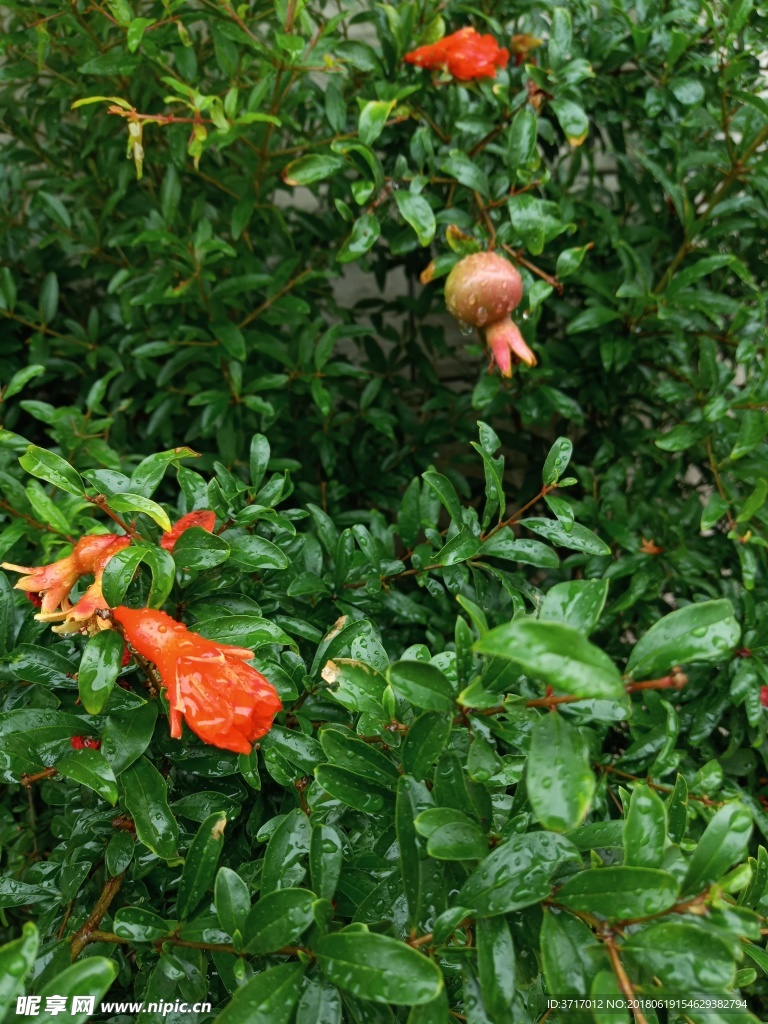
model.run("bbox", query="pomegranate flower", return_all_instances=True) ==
[444,251,536,376]
[2,535,130,628]
[112,606,281,755]
[405,27,509,82]
[160,509,216,552]
[71,736,101,750]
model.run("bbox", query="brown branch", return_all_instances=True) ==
[20,767,58,787]
[71,872,125,960]
[604,933,649,1024]
[0,499,76,542]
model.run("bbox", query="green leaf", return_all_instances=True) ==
[309,824,343,901]
[215,866,251,938]
[38,272,59,323]
[358,99,394,146]
[475,618,624,699]
[624,784,666,868]
[319,727,399,789]
[121,757,178,859]
[321,658,387,714]
[3,365,45,401]
[541,908,602,1004]
[177,811,228,920]
[315,764,392,813]
[555,867,679,920]
[213,322,247,361]
[193,614,294,649]
[388,660,455,712]
[0,923,38,1024]
[105,831,134,877]
[314,930,444,1006]
[102,701,158,775]
[250,433,271,490]
[395,191,436,247]
[108,492,171,532]
[520,517,611,556]
[542,436,573,485]
[551,98,589,145]
[539,579,609,634]
[477,916,515,1019]
[36,958,118,1024]
[18,445,84,496]
[57,748,118,805]
[459,832,579,916]
[622,921,736,992]
[283,154,345,186]
[214,963,305,1024]
[422,470,463,523]
[337,215,380,263]
[682,802,753,895]
[0,878,52,909]
[226,534,288,571]
[142,545,176,609]
[113,906,173,942]
[480,534,559,568]
[172,526,230,570]
[78,629,124,715]
[244,887,316,954]
[296,978,343,1024]
[440,151,489,197]
[527,714,595,831]
[402,712,451,781]
[625,599,741,679]
[101,545,147,607]
[730,411,767,460]
[420,810,488,861]
[556,245,591,278]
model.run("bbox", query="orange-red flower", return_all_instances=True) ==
[71,736,101,750]
[405,27,509,82]
[112,606,281,755]
[2,534,130,631]
[160,510,216,552]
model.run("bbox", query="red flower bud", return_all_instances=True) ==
[444,252,535,376]
[71,736,101,750]
[761,686,768,708]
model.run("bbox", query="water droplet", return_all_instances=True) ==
[476,306,488,326]
[469,292,477,306]
[158,625,167,633]
[691,626,707,638]
[458,321,474,337]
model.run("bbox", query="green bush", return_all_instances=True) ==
[0,0,767,1021]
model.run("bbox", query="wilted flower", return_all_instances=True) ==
[405,27,509,82]
[444,251,536,376]
[2,534,130,630]
[112,606,281,755]
[160,509,217,552]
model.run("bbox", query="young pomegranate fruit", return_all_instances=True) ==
[444,251,536,376]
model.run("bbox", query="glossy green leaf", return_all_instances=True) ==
[57,748,118,805]
[78,628,124,715]
[244,887,316,954]
[107,492,171,532]
[475,618,624,699]
[314,930,444,1005]
[539,579,609,634]
[626,599,741,679]
[121,757,178,859]
[459,832,579,916]
[214,962,305,1024]
[682,802,753,895]
[177,810,228,919]
[555,866,679,920]
[388,660,455,712]
[624,784,666,868]
[36,958,118,1024]
[527,714,595,831]
[0,923,38,1024]
[18,445,84,496]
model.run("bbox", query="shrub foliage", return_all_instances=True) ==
[0,0,767,1022]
